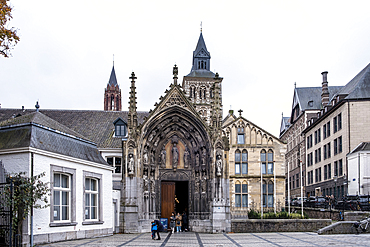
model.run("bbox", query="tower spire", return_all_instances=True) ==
[104,65,121,111]
[200,21,202,33]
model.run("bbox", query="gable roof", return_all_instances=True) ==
[349,142,370,155]
[223,115,283,143]
[333,62,370,100]
[279,116,291,137]
[294,86,343,112]
[143,83,207,129]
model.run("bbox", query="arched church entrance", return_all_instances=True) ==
[160,180,189,223]
[139,106,212,226]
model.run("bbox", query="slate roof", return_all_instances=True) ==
[0,111,87,140]
[194,32,209,56]
[185,69,216,78]
[0,112,108,164]
[279,116,291,137]
[333,62,370,100]
[295,86,343,111]
[0,109,149,149]
[349,142,370,154]
[108,65,118,86]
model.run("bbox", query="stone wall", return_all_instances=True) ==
[231,219,331,233]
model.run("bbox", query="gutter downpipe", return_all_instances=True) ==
[348,101,351,195]
[358,153,361,195]
[301,160,303,218]
[31,152,34,247]
[288,162,290,214]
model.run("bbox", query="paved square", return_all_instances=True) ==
[37,232,370,247]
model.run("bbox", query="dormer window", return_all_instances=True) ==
[308,101,313,107]
[113,117,127,137]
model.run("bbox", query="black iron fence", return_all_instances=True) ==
[0,179,13,247]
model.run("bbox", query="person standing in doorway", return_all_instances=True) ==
[182,211,188,232]
[176,212,182,232]
[170,212,176,233]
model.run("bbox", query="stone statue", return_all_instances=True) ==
[201,175,207,193]
[195,152,200,166]
[150,151,154,165]
[216,153,223,176]
[143,171,149,192]
[128,153,134,175]
[161,148,166,168]
[148,130,156,142]
[150,176,155,193]
[201,149,206,166]
[184,147,190,168]
[143,148,148,164]
[172,143,178,169]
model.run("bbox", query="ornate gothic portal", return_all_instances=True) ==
[140,107,213,222]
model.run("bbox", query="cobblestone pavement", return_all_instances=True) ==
[37,231,370,247]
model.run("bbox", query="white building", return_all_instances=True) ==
[347,142,370,195]
[0,111,114,246]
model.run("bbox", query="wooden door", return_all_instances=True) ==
[161,181,175,223]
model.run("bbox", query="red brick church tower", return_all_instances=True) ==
[104,65,122,111]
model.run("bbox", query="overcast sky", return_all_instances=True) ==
[2,0,370,137]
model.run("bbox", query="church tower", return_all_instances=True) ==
[104,65,122,111]
[182,31,223,125]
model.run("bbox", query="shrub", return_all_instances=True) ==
[248,209,260,219]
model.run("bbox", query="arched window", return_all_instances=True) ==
[235,181,241,207]
[237,127,245,144]
[242,150,248,174]
[235,150,241,174]
[111,95,114,110]
[268,150,274,174]
[199,88,202,99]
[261,150,266,174]
[262,180,274,207]
[189,87,193,98]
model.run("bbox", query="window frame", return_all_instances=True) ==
[235,182,248,208]
[50,165,77,227]
[107,156,122,174]
[83,171,104,225]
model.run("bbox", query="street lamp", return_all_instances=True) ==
[334,176,338,199]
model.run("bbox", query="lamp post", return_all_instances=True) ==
[334,176,338,199]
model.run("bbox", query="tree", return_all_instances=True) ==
[2,172,50,237]
[0,0,19,57]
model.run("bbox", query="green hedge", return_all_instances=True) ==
[248,210,308,219]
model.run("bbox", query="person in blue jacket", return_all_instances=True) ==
[151,220,157,239]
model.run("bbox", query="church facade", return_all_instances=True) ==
[0,32,286,243]
[120,32,230,233]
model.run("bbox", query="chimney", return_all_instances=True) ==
[321,71,329,106]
